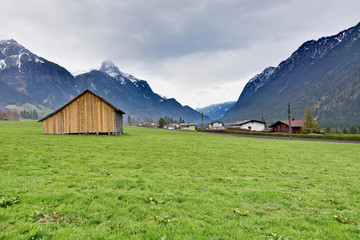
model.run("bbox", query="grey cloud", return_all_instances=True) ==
[0,0,359,107]
[198,90,211,95]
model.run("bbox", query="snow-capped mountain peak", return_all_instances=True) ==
[99,60,140,84]
[99,60,121,78]
[0,39,45,71]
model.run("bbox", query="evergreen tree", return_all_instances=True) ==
[325,125,331,133]
[32,109,37,119]
[302,106,320,134]
[179,116,185,123]
[158,118,166,128]
[127,115,131,125]
[349,125,357,134]
[342,127,348,134]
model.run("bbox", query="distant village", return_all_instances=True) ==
[131,118,306,134]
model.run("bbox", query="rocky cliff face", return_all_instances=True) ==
[221,22,360,127]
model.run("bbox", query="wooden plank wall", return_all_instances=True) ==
[115,111,124,133]
[42,92,118,134]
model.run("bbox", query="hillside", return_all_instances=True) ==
[221,22,360,127]
[0,80,35,109]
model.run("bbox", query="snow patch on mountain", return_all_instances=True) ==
[248,67,276,91]
[0,59,6,70]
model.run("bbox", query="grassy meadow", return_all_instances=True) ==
[0,120,359,239]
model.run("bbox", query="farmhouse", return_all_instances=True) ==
[231,120,266,131]
[39,89,125,135]
[268,120,304,134]
[180,123,196,131]
[208,121,225,129]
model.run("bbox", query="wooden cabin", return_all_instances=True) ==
[39,89,125,135]
[268,120,304,134]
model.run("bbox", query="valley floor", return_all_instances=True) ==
[0,121,359,239]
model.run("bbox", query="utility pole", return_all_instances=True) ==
[288,103,292,140]
[201,112,204,128]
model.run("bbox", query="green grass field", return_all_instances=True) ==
[0,121,359,239]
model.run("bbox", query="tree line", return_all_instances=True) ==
[158,115,185,128]
[324,124,360,134]
[20,110,39,119]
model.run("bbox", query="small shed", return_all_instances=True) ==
[268,120,304,134]
[231,120,266,131]
[180,123,196,131]
[39,89,125,135]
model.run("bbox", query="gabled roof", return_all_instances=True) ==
[38,89,125,122]
[210,121,224,124]
[269,120,304,128]
[231,119,265,126]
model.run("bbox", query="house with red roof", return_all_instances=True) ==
[267,120,304,134]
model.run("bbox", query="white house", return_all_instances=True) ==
[231,120,266,131]
[167,123,180,130]
[209,121,225,129]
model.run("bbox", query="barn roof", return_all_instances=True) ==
[269,120,304,128]
[38,89,125,122]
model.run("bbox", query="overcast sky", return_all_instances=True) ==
[1,0,359,108]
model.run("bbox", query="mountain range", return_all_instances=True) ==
[221,22,360,127]
[196,101,236,121]
[1,22,359,127]
[0,40,210,124]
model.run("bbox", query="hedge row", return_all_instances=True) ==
[224,130,360,141]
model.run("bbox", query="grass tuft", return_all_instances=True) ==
[232,208,249,216]
[0,196,20,208]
